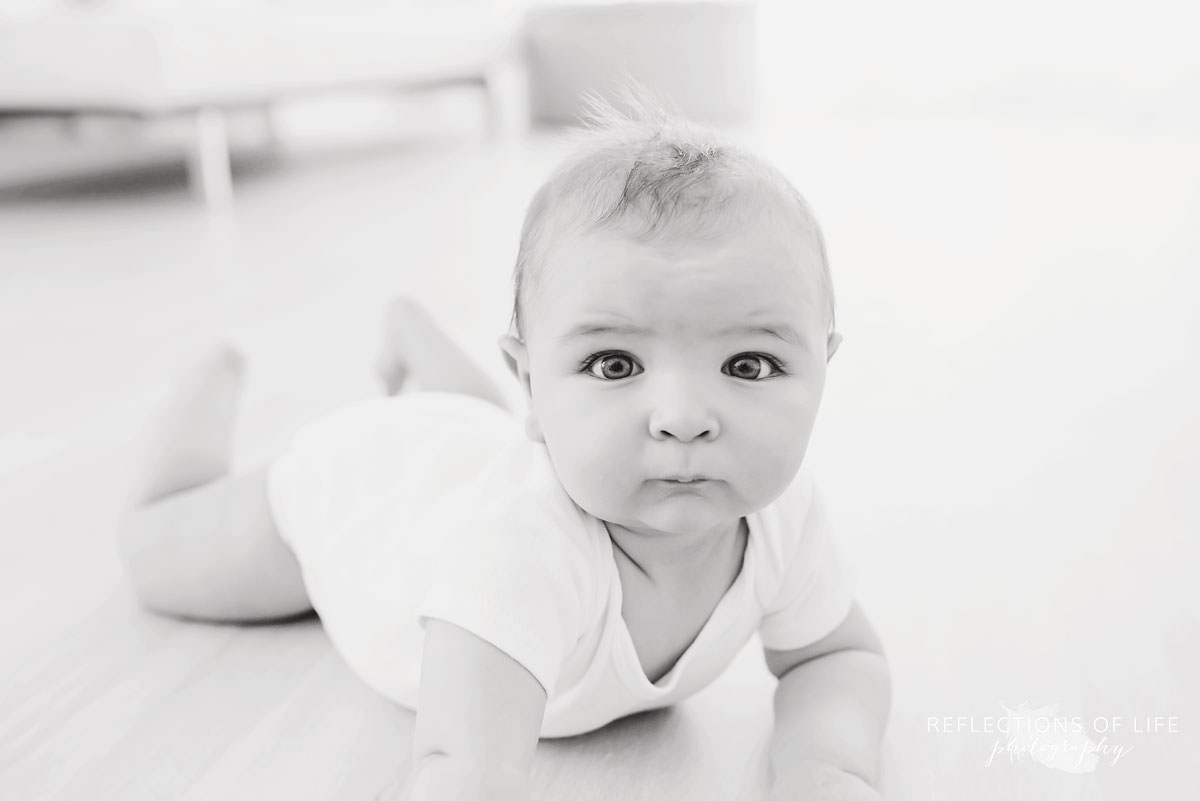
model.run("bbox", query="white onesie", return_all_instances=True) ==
[267,392,856,738]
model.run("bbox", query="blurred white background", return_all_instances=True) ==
[1,1,1197,799]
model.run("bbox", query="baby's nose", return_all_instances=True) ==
[648,386,720,443]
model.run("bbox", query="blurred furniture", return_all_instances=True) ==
[0,3,523,203]
[525,1,757,125]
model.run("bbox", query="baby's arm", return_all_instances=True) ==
[763,603,891,800]
[404,620,547,801]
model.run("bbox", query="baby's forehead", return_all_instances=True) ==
[526,224,827,336]
[512,134,835,338]
[552,213,823,288]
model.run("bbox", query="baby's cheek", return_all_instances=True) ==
[742,433,807,498]
[546,431,625,508]
[581,445,633,497]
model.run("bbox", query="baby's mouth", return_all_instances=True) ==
[657,475,711,484]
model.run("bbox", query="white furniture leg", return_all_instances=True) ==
[259,103,283,151]
[481,57,527,138]
[186,106,233,205]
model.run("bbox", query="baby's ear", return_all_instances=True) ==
[826,330,843,363]
[497,335,529,385]
[497,335,544,442]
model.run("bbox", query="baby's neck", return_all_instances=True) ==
[605,517,747,586]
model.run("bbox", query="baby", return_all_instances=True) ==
[118,101,891,800]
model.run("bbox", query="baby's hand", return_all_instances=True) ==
[768,760,883,801]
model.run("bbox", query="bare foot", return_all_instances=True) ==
[374,295,510,409]
[136,344,246,504]
[375,296,417,395]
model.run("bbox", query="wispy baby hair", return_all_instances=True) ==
[510,89,834,338]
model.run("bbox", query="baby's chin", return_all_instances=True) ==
[602,495,749,540]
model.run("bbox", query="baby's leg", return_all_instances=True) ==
[117,347,311,623]
[375,296,510,410]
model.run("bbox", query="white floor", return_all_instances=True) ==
[1,110,1197,799]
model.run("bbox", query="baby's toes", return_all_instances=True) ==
[375,348,409,395]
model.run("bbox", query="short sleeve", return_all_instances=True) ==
[416,496,592,696]
[758,475,857,651]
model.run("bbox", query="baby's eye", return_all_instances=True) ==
[581,352,643,381]
[724,353,785,381]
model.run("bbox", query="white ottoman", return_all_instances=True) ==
[524,1,758,125]
[0,5,521,202]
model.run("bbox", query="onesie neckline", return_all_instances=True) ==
[606,510,761,697]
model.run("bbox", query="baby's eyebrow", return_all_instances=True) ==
[559,321,805,347]
[559,322,654,341]
[719,323,806,347]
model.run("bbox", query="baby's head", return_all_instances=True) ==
[501,99,841,539]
